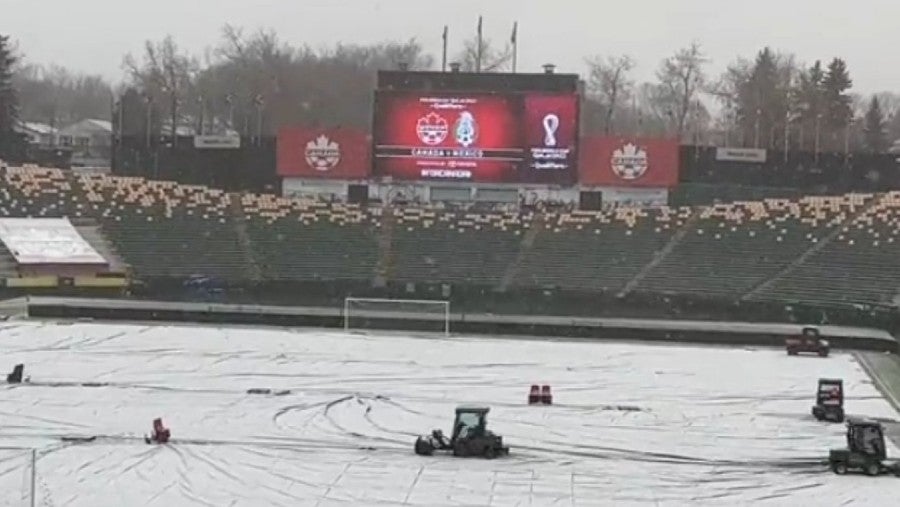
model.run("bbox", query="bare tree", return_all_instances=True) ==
[862,95,887,153]
[872,92,900,146]
[196,26,433,132]
[655,42,708,140]
[635,82,674,137]
[874,92,900,119]
[455,37,512,72]
[124,36,199,138]
[585,55,635,134]
[14,64,113,126]
[113,28,433,136]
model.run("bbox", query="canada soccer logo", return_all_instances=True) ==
[611,143,649,180]
[416,112,449,145]
[304,135,341,172]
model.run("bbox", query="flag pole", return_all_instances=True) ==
[441,25,448,72]
[30,449,36,507]
[476,15,483,73]
[511,22,518,73]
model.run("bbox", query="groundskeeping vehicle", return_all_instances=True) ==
[829,418,900,476]
[414,405,509,459]
[812,378,845,422]
[785,326,829,357]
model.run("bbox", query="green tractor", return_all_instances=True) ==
[829,418,900,476]
[414,405,510,459]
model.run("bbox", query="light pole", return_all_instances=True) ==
[754,108,761,148]
[30,449,36,507]
[161,85,178,147]
[784,111,791,163]
[814,113,822,165]
[254,94,265,145]
[196,95,205,136]
[143,94,153,149]
[225,94,234,133]
[844,117,855,163]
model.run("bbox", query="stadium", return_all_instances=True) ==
[1,65,900,505]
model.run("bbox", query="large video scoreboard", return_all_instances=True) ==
[372,71,581,185]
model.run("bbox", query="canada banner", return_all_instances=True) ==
[277,126,371,179]
[578,136,679,187]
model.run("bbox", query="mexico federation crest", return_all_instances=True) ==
[454,111,478,147]
[304,135,341,172]
[611,143,649,180]
[416,112,449,146]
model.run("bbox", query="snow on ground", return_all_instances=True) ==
[0,320,898,506]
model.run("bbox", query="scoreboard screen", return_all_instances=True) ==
[373,91,578,184]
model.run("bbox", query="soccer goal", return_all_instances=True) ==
[0,447,36,507]
[344,297,450,336]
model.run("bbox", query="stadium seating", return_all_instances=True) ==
[0,166,86,218]
[79,174,251,280]
[241,194,380,281]
[390,207,528,285]
[513,207,690,292]
[3,164,900,310]
[753,192,899,306]
[634,194,872,298]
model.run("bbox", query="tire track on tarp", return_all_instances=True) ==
[514,441,827,470]
[180,445,248,487]
[322,395,410,447]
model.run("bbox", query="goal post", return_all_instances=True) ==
[344,298,450,336]
[0,447,36,507]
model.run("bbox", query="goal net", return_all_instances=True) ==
[0,448,35,507]
[344,298,450,336]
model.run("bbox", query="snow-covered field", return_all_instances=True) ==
[0,321,898,506]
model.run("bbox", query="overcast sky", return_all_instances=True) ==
[4,0,897,94]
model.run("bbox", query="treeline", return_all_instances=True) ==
[4,27,900,153]
[585,46,899,153]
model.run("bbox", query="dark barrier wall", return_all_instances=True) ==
[679,146,900,193]
[113,133,900,197]
[24,296,897,353]
[117,277,900,338]
[113,135,279,193]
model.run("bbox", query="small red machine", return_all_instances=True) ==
[145,418,171,444]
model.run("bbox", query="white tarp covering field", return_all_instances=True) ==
[0,321,898,506]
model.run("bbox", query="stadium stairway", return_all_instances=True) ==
[742,195,881,302]
[631,195,869,299]
[747,192,900,306]
[229,194,263,281]
[0,247,17,278]
[498,220,542,291]
[390,207,527,287]
[618,211,701,296]
[71,218,128,274]
[83,176,251,281]
[373,202,397,285]
[511,207,685,293]
[241,195,381,282]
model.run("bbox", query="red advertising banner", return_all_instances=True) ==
[578,136,679,187]
[277,127,371,179]
[373,91,578,184]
